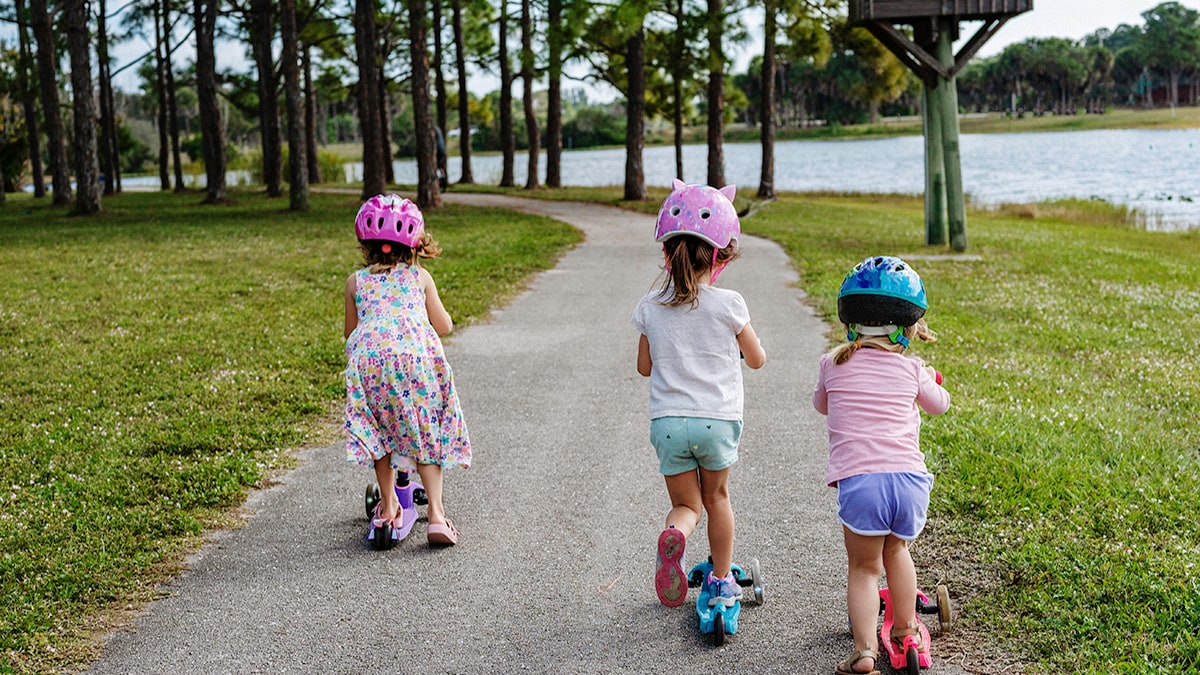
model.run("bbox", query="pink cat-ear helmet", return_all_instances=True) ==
[654,179,740,281]
[354,194,425,250]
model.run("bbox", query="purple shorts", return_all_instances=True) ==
[837,472,934,541]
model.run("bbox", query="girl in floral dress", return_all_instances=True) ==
[344,194,471,546]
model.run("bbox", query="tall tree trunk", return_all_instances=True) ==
[520,0,539,190]
[433,0,448,179]
[498,0,515,187]
[452,0,474,183]
[163,0,185,191]
[15,0,45,198]
[409,0,442,207]
[377,48,394,185]
[30,0,71,204]
[544,0,561,187]
[624,25,646,201]
[250,0,283,197]
[281,0,308,210]
[355,0,385,198]
[303,44,322,183]
[194,0,226,203]
[153,3,169,189]
[757,0,776,199]
[97,0,120,195]
[66,0,101,214]
[705,0,724,188]
[671,0,685,181]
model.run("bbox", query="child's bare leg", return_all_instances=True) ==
[699,467,733,578]
[415,462,447,524]
[844,528,885,669]
[374,456,399,520]
[662,470,703,538]
[883,535,919,644]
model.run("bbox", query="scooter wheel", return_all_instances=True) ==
[749,558,764,604]
[364,484,381,519]
[413,488,428,506]
[371,521,393,551]
[905,645,920,675]
[713,613,726,646]
[936,584,953,633]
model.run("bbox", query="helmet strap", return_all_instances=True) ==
[848,324,909,349]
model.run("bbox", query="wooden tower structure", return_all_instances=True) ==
[850,1,1033,251]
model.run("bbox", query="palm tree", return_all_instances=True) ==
[705,0,724,187]
[498,0,515,186]
[452,0,475,183]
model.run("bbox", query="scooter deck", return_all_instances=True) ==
[365,480,424,545]
[688,560,743,636]
[879,587,933,669]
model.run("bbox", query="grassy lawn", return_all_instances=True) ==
[0,190,581,672]
[456,184,1200,673]
[746,194,1200,674]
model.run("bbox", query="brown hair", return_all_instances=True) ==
[360,231,442,273]
[657,236,740,308]
[831,318,937,365]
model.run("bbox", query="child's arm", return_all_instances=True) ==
[420,267,454,336]
[344,273,359,339]
[812,355,829,415]
[737,322,766,369]
[636,334,652,377]
[916,365,950,415]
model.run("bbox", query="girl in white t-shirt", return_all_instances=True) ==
[631,180,766,609]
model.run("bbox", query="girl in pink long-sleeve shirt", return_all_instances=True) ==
[814,256,949,675]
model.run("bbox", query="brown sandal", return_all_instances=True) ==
[891,623,928,654]
[834,648,880,675]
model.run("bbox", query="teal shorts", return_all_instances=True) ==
[650,417,743,476]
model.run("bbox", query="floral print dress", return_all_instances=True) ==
[345,264,471,472]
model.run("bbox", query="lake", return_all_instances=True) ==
[135,128,1200,231]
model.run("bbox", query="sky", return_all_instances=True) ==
[2,0,1195,99]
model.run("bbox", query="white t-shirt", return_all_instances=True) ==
[631,285,751,421]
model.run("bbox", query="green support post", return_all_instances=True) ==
[922,70,948,246]
[936,17,967,251]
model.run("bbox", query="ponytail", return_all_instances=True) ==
[657,236,739,308]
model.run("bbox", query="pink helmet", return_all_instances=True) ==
[654,179,740,248]
[354,194,425,248]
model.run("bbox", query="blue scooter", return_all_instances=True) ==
[687,557,765,646]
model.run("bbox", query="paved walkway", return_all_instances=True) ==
[88,194,966,674]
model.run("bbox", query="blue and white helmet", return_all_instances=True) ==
[838,256,927,344]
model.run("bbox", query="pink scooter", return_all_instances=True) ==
[878,585,952,674]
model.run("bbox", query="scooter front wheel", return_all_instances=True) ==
[364,484,381,519]
[936,584,953,632]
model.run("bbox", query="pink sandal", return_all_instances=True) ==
[426,519,459,546]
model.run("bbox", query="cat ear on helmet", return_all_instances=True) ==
[672,178,687,190]
[719,184,736,202]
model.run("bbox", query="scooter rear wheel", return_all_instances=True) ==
[905,645,919,675]
[713,613,726,646]
[371,521,393,551]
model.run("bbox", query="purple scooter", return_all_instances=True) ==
[363,470,428,550]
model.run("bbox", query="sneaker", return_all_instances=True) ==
[654,527,688,607]
[706,571,743,608]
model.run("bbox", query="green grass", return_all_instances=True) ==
[455,184,1200,672]
[740,192,1200,673]
[0,190,581,672]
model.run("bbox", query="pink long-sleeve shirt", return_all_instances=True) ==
[812,348,950,486]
